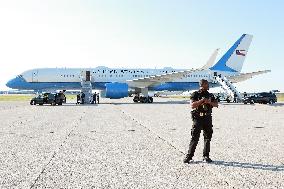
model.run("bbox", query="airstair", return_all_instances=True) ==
[214,75,242,102]
[80,70,93,104]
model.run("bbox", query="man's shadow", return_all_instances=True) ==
[190,160,284,172]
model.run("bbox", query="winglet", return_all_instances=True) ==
[202,48,219,69]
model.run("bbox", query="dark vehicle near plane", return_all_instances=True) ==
[30,92,66,106]
[215,93,231,103]
[243,92,277,104]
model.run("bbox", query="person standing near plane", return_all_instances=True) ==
[76,94,80,104]
[81,92,85,104]
[97,93,100,104]
[233,93,237,103]
[92,92,97,104]
[184,79,218,163]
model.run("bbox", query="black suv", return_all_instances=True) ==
[30,92,66,106]
[243,92,277,104]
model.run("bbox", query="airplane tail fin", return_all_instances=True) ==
[202,48,219,69]
[210,34,253,73]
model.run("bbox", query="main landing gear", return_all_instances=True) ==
[133,96,153,103]
[133,88,153,103]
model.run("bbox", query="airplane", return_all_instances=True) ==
[6,34,270,103]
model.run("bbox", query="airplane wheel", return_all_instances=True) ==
[143,97,148,103]
[133,96,139,103]
[139,97,144,103]
[250,100,254,104]
[148,97,153,103]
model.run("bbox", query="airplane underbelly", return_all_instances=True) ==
[149,82,200,91]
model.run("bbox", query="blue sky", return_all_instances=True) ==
[0,0,283,92]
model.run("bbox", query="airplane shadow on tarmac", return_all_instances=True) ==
[56,103,99,107]
[104,100,189,105]
[63,101,284,106]
[190,160,284,172]
[57,100,189,106]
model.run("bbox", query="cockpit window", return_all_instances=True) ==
[17,75,23,78]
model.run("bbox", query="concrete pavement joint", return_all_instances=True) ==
[29,151,57,189]
[115,107,188,187]
[118,108,186,156]
[29,114,85,188]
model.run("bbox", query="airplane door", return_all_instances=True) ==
[32,70,39,82]
[210,71,218,84]
[86,71,91,81]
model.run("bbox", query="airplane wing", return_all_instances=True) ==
[126,48,223,89]
[126,69,203,88]
[228,70,271,83]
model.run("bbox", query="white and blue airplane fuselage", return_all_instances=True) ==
[6,34,270,100]
[7,67,233,91]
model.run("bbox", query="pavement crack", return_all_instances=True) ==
[29,114,84,188]
[29,151,57,188]
[116,107,185,156]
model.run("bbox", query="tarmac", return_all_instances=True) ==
[0,98,283,188]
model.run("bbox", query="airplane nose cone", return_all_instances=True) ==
[6,77,23,89]
[6,76,30,89]
[6,78,16,88]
